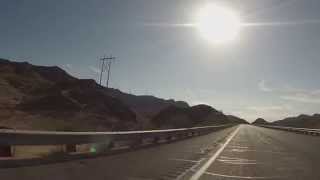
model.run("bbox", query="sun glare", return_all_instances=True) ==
[196,4,242,44]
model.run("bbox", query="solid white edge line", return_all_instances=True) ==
[169,158,201,163]
[189,125,241,180]
[204,171,282,179]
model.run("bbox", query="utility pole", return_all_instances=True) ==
[99,55,106,85]
[99,55,116,87]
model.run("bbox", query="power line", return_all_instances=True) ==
[99,55,116,88]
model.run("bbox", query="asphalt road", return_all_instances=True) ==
[1,125,320,180]
[191,125,320,180]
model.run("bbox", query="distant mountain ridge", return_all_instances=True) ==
[152,104,228,129]
[273,114,320,129]
[152,105,248,129]
[0,58,247,131]
[251,115,320,129]
[105,88,189,119]
[252,118,269,125]
[226,115,248,125]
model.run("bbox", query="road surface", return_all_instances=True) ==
[0,125,320,180]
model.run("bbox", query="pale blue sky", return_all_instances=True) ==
[1,0,320,122]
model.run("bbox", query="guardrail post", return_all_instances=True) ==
[153,136,160,144]
[166,135,174,142]
[193,131,199,136]
[66,144,77,153]
[108,141,115,149]
[130,137,143,148]
[175,132,185,140]
[0,145,12,157]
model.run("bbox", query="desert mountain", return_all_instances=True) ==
[0,59,137,131]
[252,118,269,125]
[152,104,247,129]
[106,88,188,116]
[0,58,247,131]
[272,114,320,129]
[226,115,249,124]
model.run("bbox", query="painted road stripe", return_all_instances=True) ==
[169,158,201,163]
[204,172,284,179]
[189,125,240,180]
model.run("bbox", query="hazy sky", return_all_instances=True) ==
[1,0,320,122]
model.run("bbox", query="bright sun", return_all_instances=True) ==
[196,4,242,44]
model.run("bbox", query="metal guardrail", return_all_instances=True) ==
[0,124,236,168]
[257,124,320,136]
[0,124,235,146]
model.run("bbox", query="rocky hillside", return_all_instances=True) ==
[0,59,137,131]
[272,114,320,129]
[105,88,189,127]
[152,104,245,129]
[0,58,247,131]
[252,118,269,125]
[226,115,249,124]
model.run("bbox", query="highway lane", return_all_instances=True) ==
[1,125,320,180]
[0,126,237,180]
[192,125,320,180]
